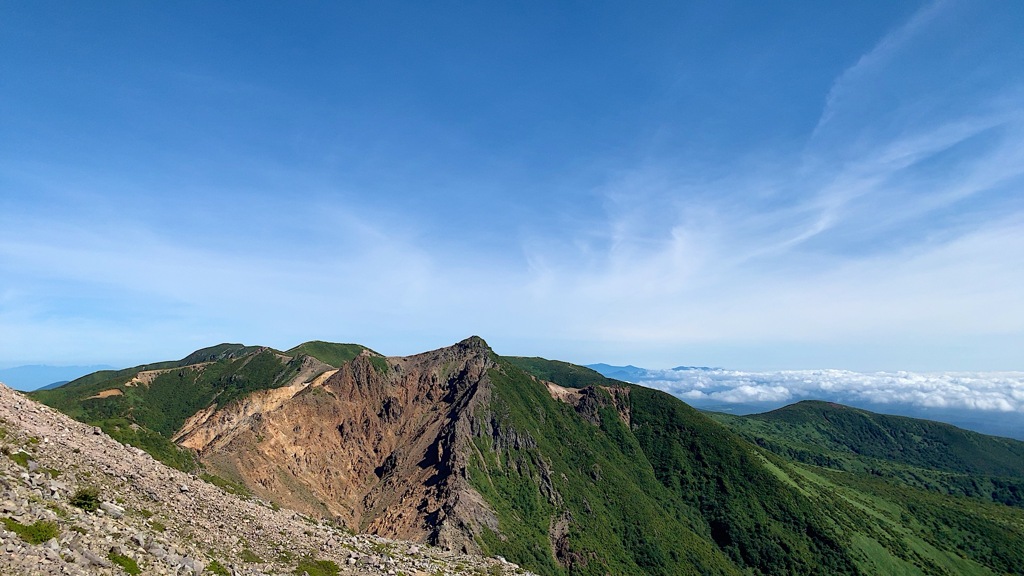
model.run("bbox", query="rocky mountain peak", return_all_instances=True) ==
[178,339,502,553]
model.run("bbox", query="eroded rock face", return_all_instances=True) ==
[185,336,500,552]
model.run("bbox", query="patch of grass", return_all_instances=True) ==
[368,355,390,374]
[207,559,231,575]
[3,517,59,544]
[276,549,295,563]
[7,451,30,468]
[149,520,166,532]
[200,472,252,497]
[70,487,100,512]
[294,556,340,576]
[239,548,263,563]
[108,551,141,575]
[45,502,69,519]
[285,341,367,368]
[504,355,623,388]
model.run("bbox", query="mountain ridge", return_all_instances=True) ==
[29,337,1024,575]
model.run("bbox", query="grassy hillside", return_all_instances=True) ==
[285,341,369,367]
[711,401,1024,508]
[471,358,861,575]
[746,401,1024,476]
[478,357,1024,575]
[472,359,743,575]
[29,343,354,471]
[504,356,624,389]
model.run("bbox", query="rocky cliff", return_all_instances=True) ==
[185,336,499,553]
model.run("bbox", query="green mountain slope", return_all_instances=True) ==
[285,340,369,368]
[29,342,369,471]
[493,357,1024,575]
[746,400,1024,475]
[708,400,1024,574]
[473,359,861,575]
[711,400,1024,508]
[503,356,624,388]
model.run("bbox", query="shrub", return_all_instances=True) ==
[207,559,231,575]
[294,556,340,576]
[3,517,59,544]
[108,552,141,575]
[70,487,101,512]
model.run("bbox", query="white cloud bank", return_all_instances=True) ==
[636,368,1024,413]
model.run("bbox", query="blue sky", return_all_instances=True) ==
[2,1,1023,371]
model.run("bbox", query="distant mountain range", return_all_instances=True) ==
[586,363,1024,440]
[27,338,1024,575]
[0,364,116,391]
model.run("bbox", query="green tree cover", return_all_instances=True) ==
[627,387,859,575]
[745,401,1024,476]
[284,341,369,368]
[711,401,1024,508]
[503,356,1024,575]
[503,356,624,389]
[473,360,739,575]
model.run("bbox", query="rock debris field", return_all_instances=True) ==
[0,383,532,576]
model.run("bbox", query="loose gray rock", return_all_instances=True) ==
[100,501,124,518]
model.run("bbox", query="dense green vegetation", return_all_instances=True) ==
[293,556,340,576]
[708,400,1024,575]
[476,356,1024,576]
[712,401,1024,508]
[504,356,624,389]
[469,358,869,575]
[745,401,1024,476]
[3,517,59,544]
[630,388,858,575]
[108,551,142,575]
[70,487,101,512]
[285,341,368,368]
[473,359,739,575]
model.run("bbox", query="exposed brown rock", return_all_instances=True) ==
[545,382,632,427]
[85,388,123,399]
[180,336,502,553]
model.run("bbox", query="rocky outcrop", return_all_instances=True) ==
[172,354,336,451]
[545,382,632,427]
[181,337,502,553]
[0,381,530,575]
